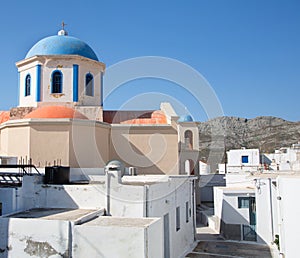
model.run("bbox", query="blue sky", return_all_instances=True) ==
[0,0,299,121]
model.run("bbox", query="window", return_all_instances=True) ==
[185,202,189,223]
[176,206,180,231]
[85,73,94,96]
[51,71,63,93]
[241,155,249,163]
[184,130,193,149]
[238,197,249,208]
[25,74,31,96]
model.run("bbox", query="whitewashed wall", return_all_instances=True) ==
[148,177,195,258]
[73,217,163,258]
[277,176,300,258]
[227,149,260,167]
[255,177,279,244]
[5,218,70,258]
[0,188,23,216]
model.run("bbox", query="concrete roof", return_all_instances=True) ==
[248,171,300,179]
[5,208,104,223]
[82,216,159,228]
[216,186,255,192]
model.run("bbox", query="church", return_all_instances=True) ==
[0,27,200,176]
[0,27,203,258]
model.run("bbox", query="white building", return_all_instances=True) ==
[219,148,260,173]
[212,170,300,258]
[0,161,197,258]
[263,144,300,171]
[213,176,257,241]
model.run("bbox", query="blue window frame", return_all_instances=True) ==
[85,73,94,96]
[51,70,63,93]
[242,155,249,163]
[25,74,31,96]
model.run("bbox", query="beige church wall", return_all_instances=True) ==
[0,123,30,160]
[177,123,200,151]
[69,121,110,168]
[179,150,200,175]
[29,121,70,167]
[110,125,179,175]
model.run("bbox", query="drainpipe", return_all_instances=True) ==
[105,166,110,216]
[192,180,196,241]
[268,178,274,241]
[145,185,149,217]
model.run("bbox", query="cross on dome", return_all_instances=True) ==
[58,21,68,36]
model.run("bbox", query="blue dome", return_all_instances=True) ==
[25,34,98,61]
[178,115,193,122]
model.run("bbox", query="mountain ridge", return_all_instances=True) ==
[198,116,300,171]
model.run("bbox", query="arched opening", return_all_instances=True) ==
[185,159,195,175]
[25,74,31,96]
[51,70,63,93]
[85,73,94,96]
[184,130,193,150]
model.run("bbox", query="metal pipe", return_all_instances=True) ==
[269,178,275,241]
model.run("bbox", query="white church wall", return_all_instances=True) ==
[41,60,73,103]
[19,64,38,107]
[77,61,102,106]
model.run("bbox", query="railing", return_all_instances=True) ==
[0,164,41,186]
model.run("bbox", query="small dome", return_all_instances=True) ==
[106,160,125,175]
[178,115,193,122]
[25,33,98,61]
[24,106,88,119]
[106,160,124,169]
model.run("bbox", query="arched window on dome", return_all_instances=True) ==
[85,73,94,96]
[51,70,63,94]
[25,74,31,96]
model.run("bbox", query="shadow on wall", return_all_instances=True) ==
[0,218,9,258]
[111,130,180,175]
[0,175,83,258]
[260,155,272,165]
[220,199,265,245]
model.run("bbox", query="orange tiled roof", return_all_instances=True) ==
[121,110,167,124]
[24,106,88,120]
[0,111,10,124]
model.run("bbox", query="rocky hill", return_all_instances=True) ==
[198,116,300,171]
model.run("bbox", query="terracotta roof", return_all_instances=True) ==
[121,110,167,125]
[103,110,154,124]
[24,106,88,120]
[0,111,10,124]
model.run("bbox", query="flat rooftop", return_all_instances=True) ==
[5,208,104,223]
[83,216,159,228]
